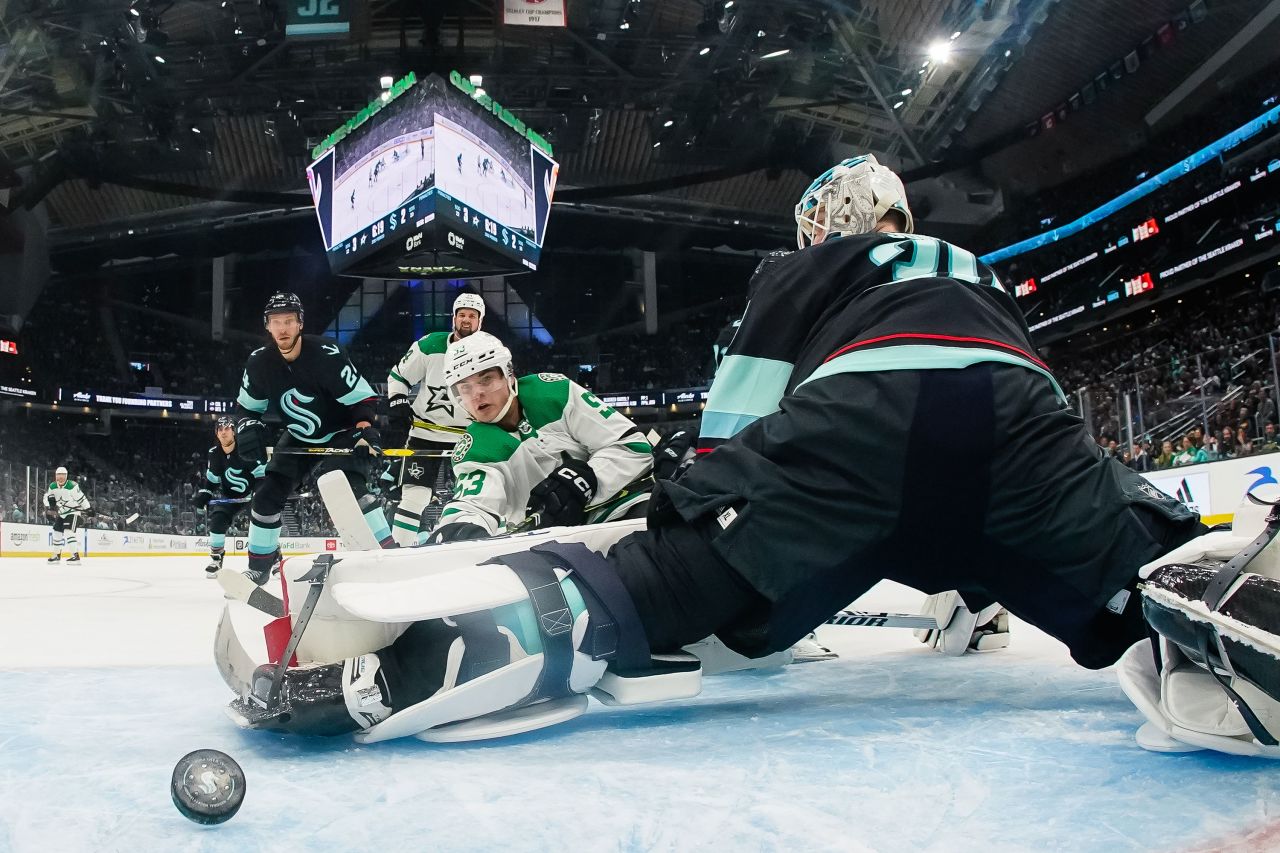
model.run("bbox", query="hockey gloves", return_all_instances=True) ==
[194,488,215,510]
[526,453,597,528]
[353,425,383,480]
[236,418,270,466]
[385,394,413,450]
[652,429,695,481]
[426,521,490,544]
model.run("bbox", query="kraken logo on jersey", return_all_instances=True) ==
[280,389,323,437]
[224,468,250,494]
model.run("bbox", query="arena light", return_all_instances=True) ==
[698,46,711,55]
[893,101,904,109]
[900,88,912,95]
[761,48,790,60]
[468,74,482,86]
[662,119,674,127]
[379,75,394,89]
[927,41,952,63]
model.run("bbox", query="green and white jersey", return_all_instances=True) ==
[387,331,472,445]
[45,480,90,517]
[437,374,654,535]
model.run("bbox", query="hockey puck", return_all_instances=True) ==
[170,749,246,825]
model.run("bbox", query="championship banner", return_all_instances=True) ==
[503,0,567,27]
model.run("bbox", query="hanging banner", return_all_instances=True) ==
[503,0,567,27]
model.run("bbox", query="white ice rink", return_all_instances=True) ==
[1,554,1276,852]
[435,115,535,237]
[330,132,435,250]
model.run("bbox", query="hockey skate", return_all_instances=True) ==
[205,555,223,579]
[66,554,80,563]
[46,554,60,563]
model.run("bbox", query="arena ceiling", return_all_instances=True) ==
[0,0,1276,256]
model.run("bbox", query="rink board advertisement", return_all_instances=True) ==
[0,523,341,557]
[1139,450,1280,524]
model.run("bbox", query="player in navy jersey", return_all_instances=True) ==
[234,292,394,585]
[193,416,261,578]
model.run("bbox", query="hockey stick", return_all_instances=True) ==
[824,610,938,630]
[411,419,468,435]
[208,496,252,507]
[269,447,449,458]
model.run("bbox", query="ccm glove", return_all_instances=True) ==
[353,425,384,477]
[235,418,270,466]
[526,453,597,528]
[651,429,695,481]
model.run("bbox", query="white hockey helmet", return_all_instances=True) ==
[453,292,486,322]
[443,331,517,423]
[794,154,913,248]
[55,466,68,475]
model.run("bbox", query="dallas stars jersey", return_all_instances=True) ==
[45,480,90,517]
[204,445,262,497]
[386,331,472,445]
[236,335,378,444]
[699,231,1062,451]
[437,374,654,535]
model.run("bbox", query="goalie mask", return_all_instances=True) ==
[794,154,913,249]
[443,331,517,424]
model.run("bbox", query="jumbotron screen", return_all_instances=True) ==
[305,71,559,279]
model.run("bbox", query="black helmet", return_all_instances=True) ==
[263,292,304,327]
[215,415,236,431]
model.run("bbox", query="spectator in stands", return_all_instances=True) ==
[1173,435,1207,467]
[1235,426,1255,458]
[1128,442,1154,473]
[1260,422,1280,454]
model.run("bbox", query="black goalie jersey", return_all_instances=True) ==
[698,232,1057,451]
[235,335,378,443]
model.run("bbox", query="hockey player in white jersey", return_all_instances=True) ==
[384,292,484,545]
[426,332,653,543]
[45,466,90,563]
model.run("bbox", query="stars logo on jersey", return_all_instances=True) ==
[322,344,341,356]
[422,384,454,418]
[538,372,566,382]
[451,433,473,465]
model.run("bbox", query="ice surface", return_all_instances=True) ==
[1,555,1277,852]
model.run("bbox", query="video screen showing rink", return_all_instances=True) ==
[435,114,535,244]
[327,130,435,256]
[0,552,1274,851]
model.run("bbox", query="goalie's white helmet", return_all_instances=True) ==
[452,292,485,321]
[443,331,517,423]
[794,154,913,248]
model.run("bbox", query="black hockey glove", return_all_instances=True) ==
[426,521,490,544]
[526,453,597,528]
[385,394,413,450]
[651,429,695,481]
[236,418,269,466]
[353,425,383,478]
[193,488,215,510]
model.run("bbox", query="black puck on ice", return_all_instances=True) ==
[170,749,246,825]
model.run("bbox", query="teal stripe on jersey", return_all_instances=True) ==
[237,388,268,412]
[206,471,221,484]
[797,344,1067,402]
[700,411,764,441]
[338,377,376,406]
[701,355,793,440]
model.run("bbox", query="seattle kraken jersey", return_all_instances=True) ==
[235,335,378,444]
[204,445,260,497]
[698,232,1061,451]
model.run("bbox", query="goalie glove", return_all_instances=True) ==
[914,591,1010,656]
[526,453,597,529]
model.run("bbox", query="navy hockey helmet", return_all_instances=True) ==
[263,292,304,327]
[215,415,236,431]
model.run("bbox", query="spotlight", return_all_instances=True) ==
[893,100,904,109]
[927,41,951,62]
[950,30,961,40]
[379,75,393,89]
[900,88,912,95]
[761,48,790,59]
[698,46,711,55]
[662,119,674,127]
[469,74,482,86]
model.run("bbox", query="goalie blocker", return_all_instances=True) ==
[1118,487,1280,758]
